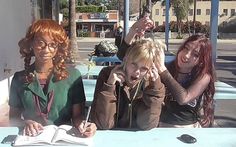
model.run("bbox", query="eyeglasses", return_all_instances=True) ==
[34,40,58,50]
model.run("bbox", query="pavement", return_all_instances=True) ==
[0,37,235,127]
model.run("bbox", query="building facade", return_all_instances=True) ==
[152,1,236,26]
[76,10,119,37]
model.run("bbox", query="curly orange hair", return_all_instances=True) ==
[18,19,69,83]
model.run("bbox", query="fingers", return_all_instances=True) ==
[148,63,159,81]
[24,120,44,136]
[82,123,97,137]
[132,17,154,35]
[107,65,125,85]
[77,122,97,138]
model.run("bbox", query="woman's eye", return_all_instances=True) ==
[35,41,45,47]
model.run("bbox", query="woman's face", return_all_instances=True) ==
[32,34,58,63]
[124,58,150,87]
[177,41,200,72]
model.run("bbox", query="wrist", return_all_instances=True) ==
[159,66,167,73]
[125,30,137,45]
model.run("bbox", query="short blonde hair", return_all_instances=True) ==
[125,38,166,67]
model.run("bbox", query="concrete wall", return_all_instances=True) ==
[0,0,32,105]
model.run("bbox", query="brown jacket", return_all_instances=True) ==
[90,66,165,130]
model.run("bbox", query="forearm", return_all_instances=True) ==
[136,78,165,130]
[124,27,137,45]
[91,83,117,130]
[9,117,25,127]
[142,77,165,106]
[117,39,130,60]
[72,103,85,128]
[9,107,25,127]
[160,70,188,105]
[117,28,137,60]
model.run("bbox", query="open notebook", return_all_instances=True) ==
[13,125,93,146]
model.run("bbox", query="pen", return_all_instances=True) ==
[84,106,91,129]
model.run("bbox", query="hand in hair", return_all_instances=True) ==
[107,65,125,86]
[154,40,167,73]
[147,63,160,82]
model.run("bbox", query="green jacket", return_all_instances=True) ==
[9,67,85,126]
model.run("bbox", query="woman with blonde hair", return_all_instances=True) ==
[91,38,165,130]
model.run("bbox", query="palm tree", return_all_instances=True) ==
[69,0,80,63]
[161,0,193,37]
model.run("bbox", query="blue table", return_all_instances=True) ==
[83,79,97,106]
[1,127,236,147]
[76,65,105,78]
[94,128,236,147]
[82,80,236,104]
[214,81,236,100]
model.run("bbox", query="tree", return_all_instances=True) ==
[60,0,69,18]
[69,0,80,63]
[161,0,193,37]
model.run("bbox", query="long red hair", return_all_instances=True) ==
[169,34,216,127]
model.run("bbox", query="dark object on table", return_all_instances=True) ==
[177,134,197,144]
[1,135,17,144]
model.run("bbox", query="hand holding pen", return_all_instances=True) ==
[77,106,97,137]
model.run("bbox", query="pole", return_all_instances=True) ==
[165,0,170,51]
[124,0,129,36]
[210,0,219,64]
[193,0,196,35]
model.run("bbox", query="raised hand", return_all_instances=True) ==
[147,63,160,82]
[154,41,167,73]
[131,16,154,37]
[107,65,126,86]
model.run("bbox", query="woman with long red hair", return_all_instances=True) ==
[156,34,216,127]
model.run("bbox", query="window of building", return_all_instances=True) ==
[155,9,159,15]
[163,9,165,16]
[206,9,210,15]
[197,9,201,15]
[189,9,193,16]
[231,9,235,16]
[223,9,228,16]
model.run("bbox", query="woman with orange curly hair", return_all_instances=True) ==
[9,19,96,137]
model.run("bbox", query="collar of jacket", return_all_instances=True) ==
[27,71,55,100]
